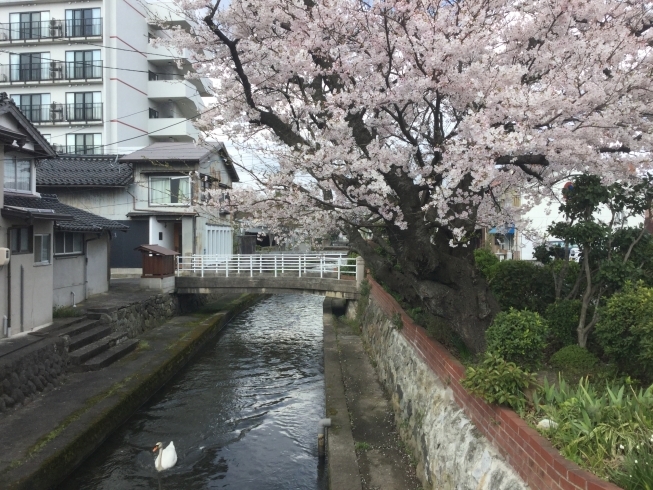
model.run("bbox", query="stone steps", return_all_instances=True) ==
[68,332,129,367]
[83,339,139,371]
[57,319,101,339]
[68,325,113,352]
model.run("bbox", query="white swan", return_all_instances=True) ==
[153,441,177,471]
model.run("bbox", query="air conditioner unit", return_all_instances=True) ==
[0,248,10,267]
[50,103,64,121]
[49,20,62,38]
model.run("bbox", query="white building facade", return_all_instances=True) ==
[0,0,208,154]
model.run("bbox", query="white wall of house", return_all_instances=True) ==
[53,254,84,307]
[148,216,174,249]
[52,232,110,306]
[86,234,109,296]
[7,220,55,332]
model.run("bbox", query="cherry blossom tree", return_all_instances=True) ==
[162,0,653,351]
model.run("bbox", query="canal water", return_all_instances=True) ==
[60,295,328,490]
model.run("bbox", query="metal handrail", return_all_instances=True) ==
[15,103,103,123]
[0,62,103,83]
[0,19,103,41]
[177,253,359,280]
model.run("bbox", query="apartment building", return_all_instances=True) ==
[0,0,209,154]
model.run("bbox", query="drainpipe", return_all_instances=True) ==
[20,264,24,332]
[6,228,10,337]
[318,418,331,458]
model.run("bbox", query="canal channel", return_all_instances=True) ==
[59,295,328,490]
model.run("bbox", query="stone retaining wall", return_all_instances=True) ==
[357,278,620,490]
[89,293,180,338]
[0,337,67,413]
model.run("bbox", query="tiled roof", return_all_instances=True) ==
[119,142,223,162]
[36,155,133,187]
[3,194,128,233]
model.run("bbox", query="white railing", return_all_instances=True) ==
[177,253,360,281]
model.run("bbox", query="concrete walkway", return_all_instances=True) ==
[0,293,258,490]
[324,299,421,490]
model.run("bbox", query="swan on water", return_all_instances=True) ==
[153,442,177,471]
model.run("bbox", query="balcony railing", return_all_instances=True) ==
[0,62,103,83]
[52,144,103,155]
[17,103,103,124]
[0,19,103,42]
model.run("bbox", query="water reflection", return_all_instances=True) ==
[60,295,327,490]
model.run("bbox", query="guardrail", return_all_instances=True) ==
[177,253,362,281]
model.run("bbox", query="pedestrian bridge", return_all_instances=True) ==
[175,254,364,299]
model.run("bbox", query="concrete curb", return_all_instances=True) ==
[323,298,362,490]
[3,294,263,490]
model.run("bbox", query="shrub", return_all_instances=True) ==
[545,299,581,348]
[489,261,556,314]
[462,354,537,411]
[486,308,549,370]
[595,282,653,380]
[549,345,598,373]
[474,248,499,280]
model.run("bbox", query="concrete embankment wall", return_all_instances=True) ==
[353,279,620,490]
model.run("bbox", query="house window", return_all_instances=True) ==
[149,175,191,205]
[65,8,101,37]
[66,133,101,155]
[65,50,101,80]
[34,234,51,264]
[65,92,102,121]
[9,52,50,82]
[54,232,83,255]
[9,226,32,254]
[3,157,32,192]
[11,94,51,123]
[8,12,50,40]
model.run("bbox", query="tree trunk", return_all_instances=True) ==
[348,227,499,353]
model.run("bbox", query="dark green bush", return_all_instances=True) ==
[595,282,653,380]
[545,299,582,348]
[486,308,549,370]
[489,261,556,314]
[474,248,499,280]
[461,353,537,411]
[549,345,599,372]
